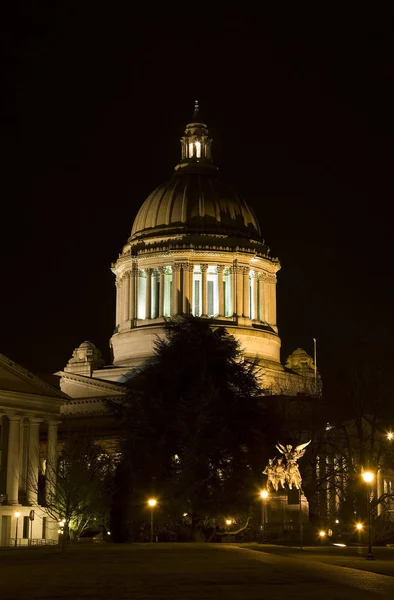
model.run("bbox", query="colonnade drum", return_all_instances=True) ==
[115,261,277,327]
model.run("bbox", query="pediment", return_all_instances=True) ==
[0,354,68,400]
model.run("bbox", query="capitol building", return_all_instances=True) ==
[59,103,319,406]
[0,104,319,546]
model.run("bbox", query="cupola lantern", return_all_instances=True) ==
[179,100,213,164]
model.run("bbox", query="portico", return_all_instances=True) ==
[0,354,66,546]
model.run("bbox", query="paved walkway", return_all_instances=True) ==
[225,545,394,598]
[1,543,394,598]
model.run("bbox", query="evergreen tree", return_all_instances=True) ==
[113,315,271,540]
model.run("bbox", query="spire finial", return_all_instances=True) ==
[192,99,199,121]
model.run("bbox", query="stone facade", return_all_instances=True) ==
[0,354,66,546]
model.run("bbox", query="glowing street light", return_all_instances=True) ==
[14,511,20,547]
[259,490,269,544]
[387,432,394,441]
[362,471,374,484]
[147,498,157,543]
[318,530,326,538]
[356,522,364,531]
[225,519,233,526]
[361,471,375,560]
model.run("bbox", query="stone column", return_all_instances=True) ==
[6,415,21,505]
[235,266,243,317]
[182,264,190,314]
[145,268,152,320]
[123,272,130,323]
[242,267,249,318]
[129,268,136,322]
[158,267,165,317]
[270,278,277,326]
[252,273,258,320]
[27,419,41,505]
[187,264,194,314]
[20,419,29,493]
[217,266,224,316]
[201,264,208,316]
[135,270,140,319]
[45,421,59,504]
[115,280,120,326]
[263,280,270,324]
[171,264,181,315]
[258,275,264,321]
[265,277,276,326]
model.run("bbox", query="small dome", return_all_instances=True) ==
[79,341,96,349]
[130,169,261,243]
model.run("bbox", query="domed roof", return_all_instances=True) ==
[79,341,96,349]
[129,103,262,244]
[130,168,261,242]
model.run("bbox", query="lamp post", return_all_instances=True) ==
[147,498,157,543]
[362,471,375,560]
[259,490,269,544]
[14,511,20,547]
[225,518,233,540]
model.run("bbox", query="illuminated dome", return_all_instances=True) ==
[131,171,261,242]
[129,102,261,244]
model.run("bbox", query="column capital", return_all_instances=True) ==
[47,419,60,428]
[173,262,182,272]
[8,414,22,422]
[242,266,249,275]
[158,265,165,274]
[217,265,225,274]
[200,264,208,273]
[145,267,153,275]
[29,417,43,425]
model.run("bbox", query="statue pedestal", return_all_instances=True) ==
[265,490,309,537]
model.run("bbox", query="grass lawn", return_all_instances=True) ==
[243,543,394,577]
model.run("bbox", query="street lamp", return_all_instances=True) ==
[225,519,233,540]
[362,471,375,560]
[147,498,157,543]
[259,490,269,544]
[318,530,326,546]
[387,432,393,441]
[14,511,20,547]
[356,522,364,531]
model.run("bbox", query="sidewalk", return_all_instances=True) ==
[241,543,394,577]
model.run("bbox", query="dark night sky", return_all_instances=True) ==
[1,8,393,386]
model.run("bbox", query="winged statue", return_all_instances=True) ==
[264,441,311,491]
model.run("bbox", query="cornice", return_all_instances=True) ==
[57,371,127,395]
